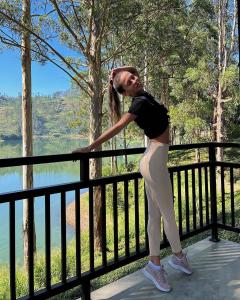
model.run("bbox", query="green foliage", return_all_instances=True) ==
[169,98,212,143]
[221,65,238,92]
[0,91,88,140]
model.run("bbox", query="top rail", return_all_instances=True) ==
[0,142,239,168]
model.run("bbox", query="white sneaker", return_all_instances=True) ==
[142,264,171,292]
[168,251,193,275]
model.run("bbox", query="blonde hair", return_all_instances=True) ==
[109,72,125,123]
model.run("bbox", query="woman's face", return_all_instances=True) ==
[117,71,144,96]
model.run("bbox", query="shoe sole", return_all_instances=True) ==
[142,269,171,292]
[168,260,193,275]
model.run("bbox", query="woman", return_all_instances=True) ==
[73,66,192,292]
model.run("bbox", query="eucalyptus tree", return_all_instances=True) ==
[0,0,148,250]
[164,0,238,151]
[213,0,238,162]
[0,0,36,270]
[168,0,216,148]
[209,0,239,189]
[117,0,195,147]
[21,0,35,271]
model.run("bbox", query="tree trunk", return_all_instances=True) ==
[114,137,118,172]
[89,65,103,250]
[110,137,114,172]
[216,0,226,158]
[22,0,36,271]
[161,76,169,108]
[195,148,201,163]
[171,126,176,145]
[212,98,217,141]
[88,11,104,250]
[215,0,227,190]
[110,135,118,173]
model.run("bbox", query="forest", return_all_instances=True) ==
[0,91,85,140]
[0,0,239,151]
[0,1,239,299]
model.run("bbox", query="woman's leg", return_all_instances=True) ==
[141,143,192,277]
[140,145,172,292]
[140,151,162,264]
[145,144,182,254]
[144,182,162,265]
[150,171,182,254]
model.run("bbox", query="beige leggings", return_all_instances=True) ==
[139,141,182,256]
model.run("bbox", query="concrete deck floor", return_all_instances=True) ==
[88,237,240,300]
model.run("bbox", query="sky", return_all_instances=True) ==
[0,48,71,97]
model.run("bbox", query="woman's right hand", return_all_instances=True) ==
[72,146,92,153]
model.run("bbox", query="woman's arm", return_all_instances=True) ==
[110,66,140,80]
[72,113,136,153]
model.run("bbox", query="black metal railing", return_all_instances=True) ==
[0,142,239,300]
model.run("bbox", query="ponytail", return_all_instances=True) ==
[109,80,121,124]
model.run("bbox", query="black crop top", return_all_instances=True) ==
[128,91,169,139]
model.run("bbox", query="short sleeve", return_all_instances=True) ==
[128,99,145,117]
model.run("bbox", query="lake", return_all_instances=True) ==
[0,138,89,265]
[0,138,143,265]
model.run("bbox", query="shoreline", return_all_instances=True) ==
[0,135,88,142]
[66,191,89,230]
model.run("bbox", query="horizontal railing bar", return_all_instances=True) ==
[217,224,240,233]
[215,161,240,168]
[0,181,85,203]
[0,148,145,168]
[162,224,213,247]
[0,163,211,203]
[0,172,141,203]
[170,162,209,171]
[18,277,83,300]
[1,142,239,168]
[18,250,149,300]
[84,251,148,279]
[211,142,240,148]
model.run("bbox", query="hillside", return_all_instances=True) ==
[0,92,88,140]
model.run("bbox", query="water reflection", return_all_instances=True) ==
[0,138,142,265]
[0,138,87,264]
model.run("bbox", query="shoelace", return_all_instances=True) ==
[156,266,168,283]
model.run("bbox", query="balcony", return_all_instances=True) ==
[90,237,240,300]
[0,142,239,299]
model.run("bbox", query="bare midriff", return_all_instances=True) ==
[149,126,170,144]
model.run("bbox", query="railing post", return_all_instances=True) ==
[80,156,89,182]
[209,144,220,242]
[81,279,91,300]
[80,157,91,299]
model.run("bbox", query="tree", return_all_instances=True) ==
[213,0,238,161]
[0,0,146,250]
[21,0,36,271]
